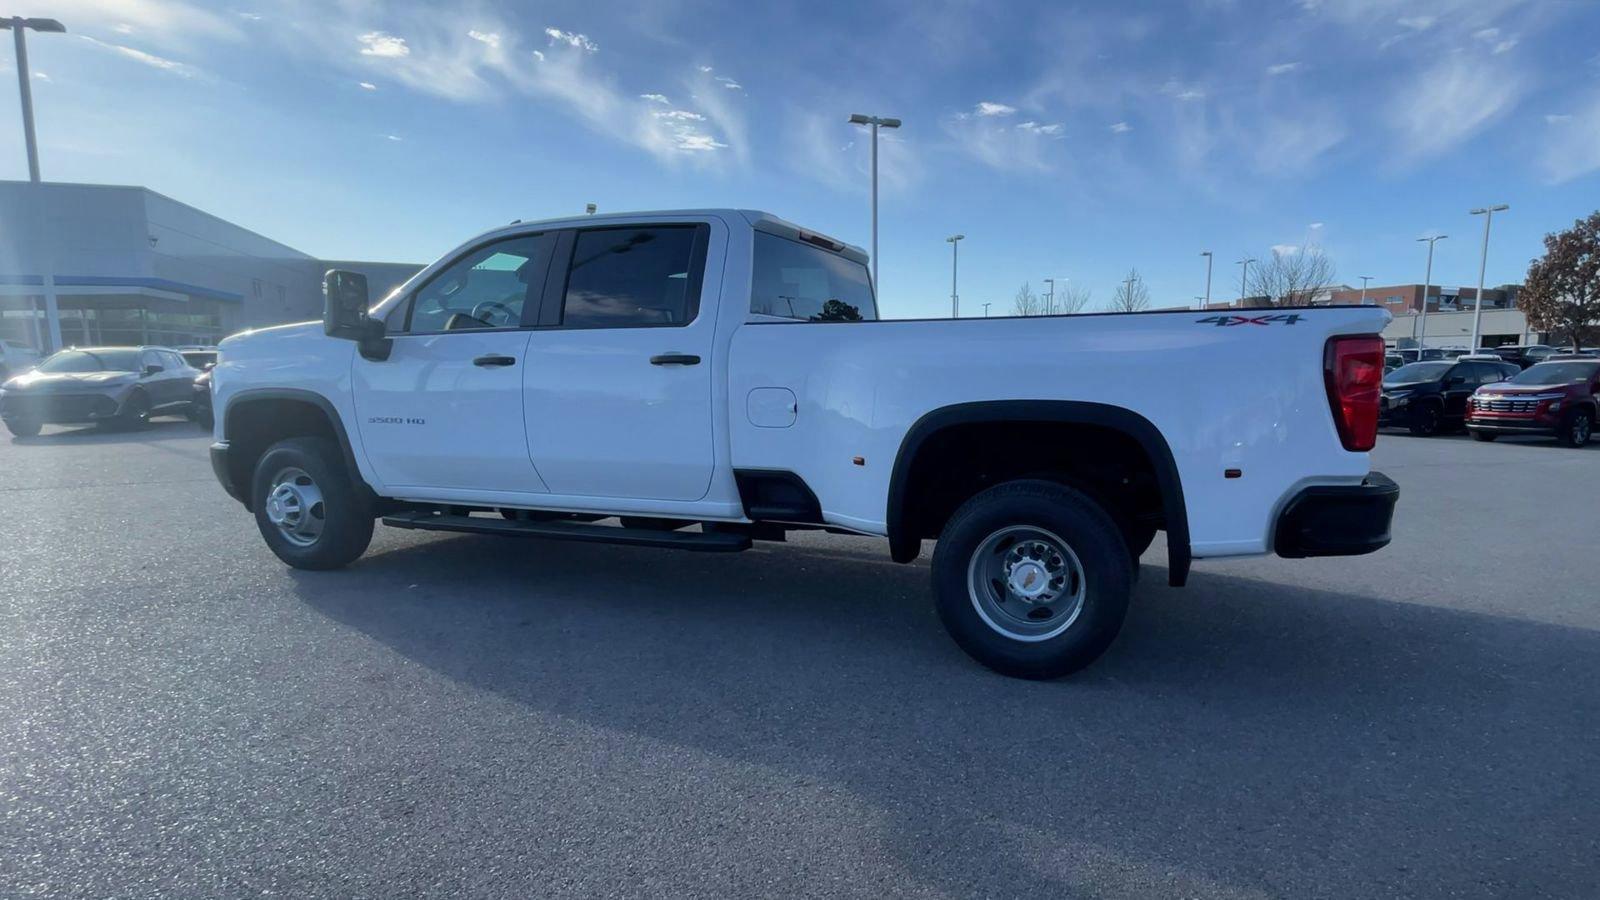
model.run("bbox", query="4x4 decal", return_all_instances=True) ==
[1196,313,1304,326]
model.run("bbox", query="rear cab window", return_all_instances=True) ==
[751,232,877,322]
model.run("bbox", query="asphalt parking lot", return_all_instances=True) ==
[2,421,1597,899]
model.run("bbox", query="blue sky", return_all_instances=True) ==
[5,0,1600,318]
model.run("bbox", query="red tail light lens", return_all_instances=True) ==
[1324,335,1385,452]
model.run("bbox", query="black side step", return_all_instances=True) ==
[381,511,751,552]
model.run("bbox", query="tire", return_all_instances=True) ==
[251,436,374,570]
[115,391,151,431]
[188,402,214,430]
[931,479,1133,680]
[1407,401,1442,436]
[1469,430,1497,442]
[4,417,41,438]
[1560,409,1594,448]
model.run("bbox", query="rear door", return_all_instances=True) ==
[352,232,556,494]
[521,222,717,501]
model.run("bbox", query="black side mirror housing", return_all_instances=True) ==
[323,270,391,361]
[143,364,163,377]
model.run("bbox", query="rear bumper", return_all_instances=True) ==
[1274,472,1399,558]
[210,440,247,505]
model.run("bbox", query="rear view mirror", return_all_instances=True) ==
[323,269,392,361]
[323,270,371,340]
[143,364,163,376]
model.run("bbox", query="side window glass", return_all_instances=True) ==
[751,232,877,321]
[140,351,162,372]
[403,234,551,333]
[560,226,705,328]
[165,351,185,370]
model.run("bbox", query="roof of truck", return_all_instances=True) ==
[471,209,869,266]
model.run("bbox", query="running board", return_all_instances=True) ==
[381,511,752,552]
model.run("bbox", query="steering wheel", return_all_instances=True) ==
[470,300,516,326]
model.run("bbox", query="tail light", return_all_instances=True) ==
[1324,335,1385,452]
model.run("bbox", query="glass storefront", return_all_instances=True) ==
[0,294,227,351]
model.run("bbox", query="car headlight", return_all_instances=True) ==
[1390,394,1410,407]
[1549,400,1563,412]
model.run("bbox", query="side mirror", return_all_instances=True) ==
[323,269,391,361]
[143,364,164,377]
[324,270,371,339]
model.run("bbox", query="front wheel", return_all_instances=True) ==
[251,436,374,570]
[931,480,1133,679]
[3,417,41,438]
[1560,409,1594,448]
[114,391,151,430]
[1407,401,1442,436]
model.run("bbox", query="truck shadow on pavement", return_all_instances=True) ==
[290,532,1600,898]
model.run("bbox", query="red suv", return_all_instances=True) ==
[1465,357,1600,447]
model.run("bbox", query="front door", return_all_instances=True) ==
[352,232,555,494]
[522,223,717,502]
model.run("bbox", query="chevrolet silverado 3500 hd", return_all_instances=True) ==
[208,209,1398,678]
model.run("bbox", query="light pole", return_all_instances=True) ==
[1359,275,1372,305]
[1416,234,1447,352]
[3,16,63,182]
[1042,277,1055,315]
[945,233,964,318]
[1236,257,1256,303]
[1469,204,1508,350]
[1200,251,1213,310]
[982,302,991,317]
[5,16,66,352]
[848,113,901,293]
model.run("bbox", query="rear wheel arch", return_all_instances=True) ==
[222,389,372,510]
[886,401,1191,586]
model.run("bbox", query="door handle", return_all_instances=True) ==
[650,353,701,366]
[473,354,517,367]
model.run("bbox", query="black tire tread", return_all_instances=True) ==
[251,436,374,570]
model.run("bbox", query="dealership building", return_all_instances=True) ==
[0,180,421,352]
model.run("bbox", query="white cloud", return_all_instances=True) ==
[49,0,243,46]
[654,109,705,122]
[467,30,501,49]
[1109,121,1131,133]
[697,65,713,73]
[1544,113,1571,124]
[358,31,410,58]
[975,101,1017,116]
[238,11,262,21]
[358,81,377,90]
[640,93,670,104]
[1252,113,1345,175]
[1309,222,1325,230]
[544,28,597,53]
[385,134,403,141]
[1537,92,1600,182]
[1016,121,1064,136]
[1387,56,1523,162]
[33,71,49,82]
[1161,80,1205,101]
[532,50,544,61]
[113,23,134,34]
[1397,15,1435,30]
[1271,244,1299,256]
[78,35,198,76]
[715,75,742,90]
[1266,62,1302,75]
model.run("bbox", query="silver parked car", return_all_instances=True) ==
[0,346,200,437]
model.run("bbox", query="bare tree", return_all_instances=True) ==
[1056,284,1093,314]
[1521,210,1600,350]
[1108,269,1150,312]
[1012,282,1043,316]
[1247,245,1337,306]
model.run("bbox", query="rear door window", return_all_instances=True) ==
[751,232,877,321]
[558,225,708,328]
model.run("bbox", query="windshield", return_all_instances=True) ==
[1510,362,1599,385]
[1384,362,1451,385]
[36,349,142,374]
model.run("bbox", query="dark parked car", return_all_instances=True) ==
[1466,357,1600,447]
[0,346,200,437]
[179,349,218,371]
[1483,344,1557,370]
[189,367,214,430]
[1379,358,1520,436]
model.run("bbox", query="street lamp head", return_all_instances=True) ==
[946,234,964,242]
[1418,234,1448,243]
[848,113,901,128]
[1,17,65,32]
[1470,204,1510,215]
[1200,250,1212,257]
[879,117,902,129]
[848,114,870,125]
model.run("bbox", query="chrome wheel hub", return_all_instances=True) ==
[967,526,1087,642]
[265,466,325,547]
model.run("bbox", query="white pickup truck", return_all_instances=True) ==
[209,209,1398,678]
